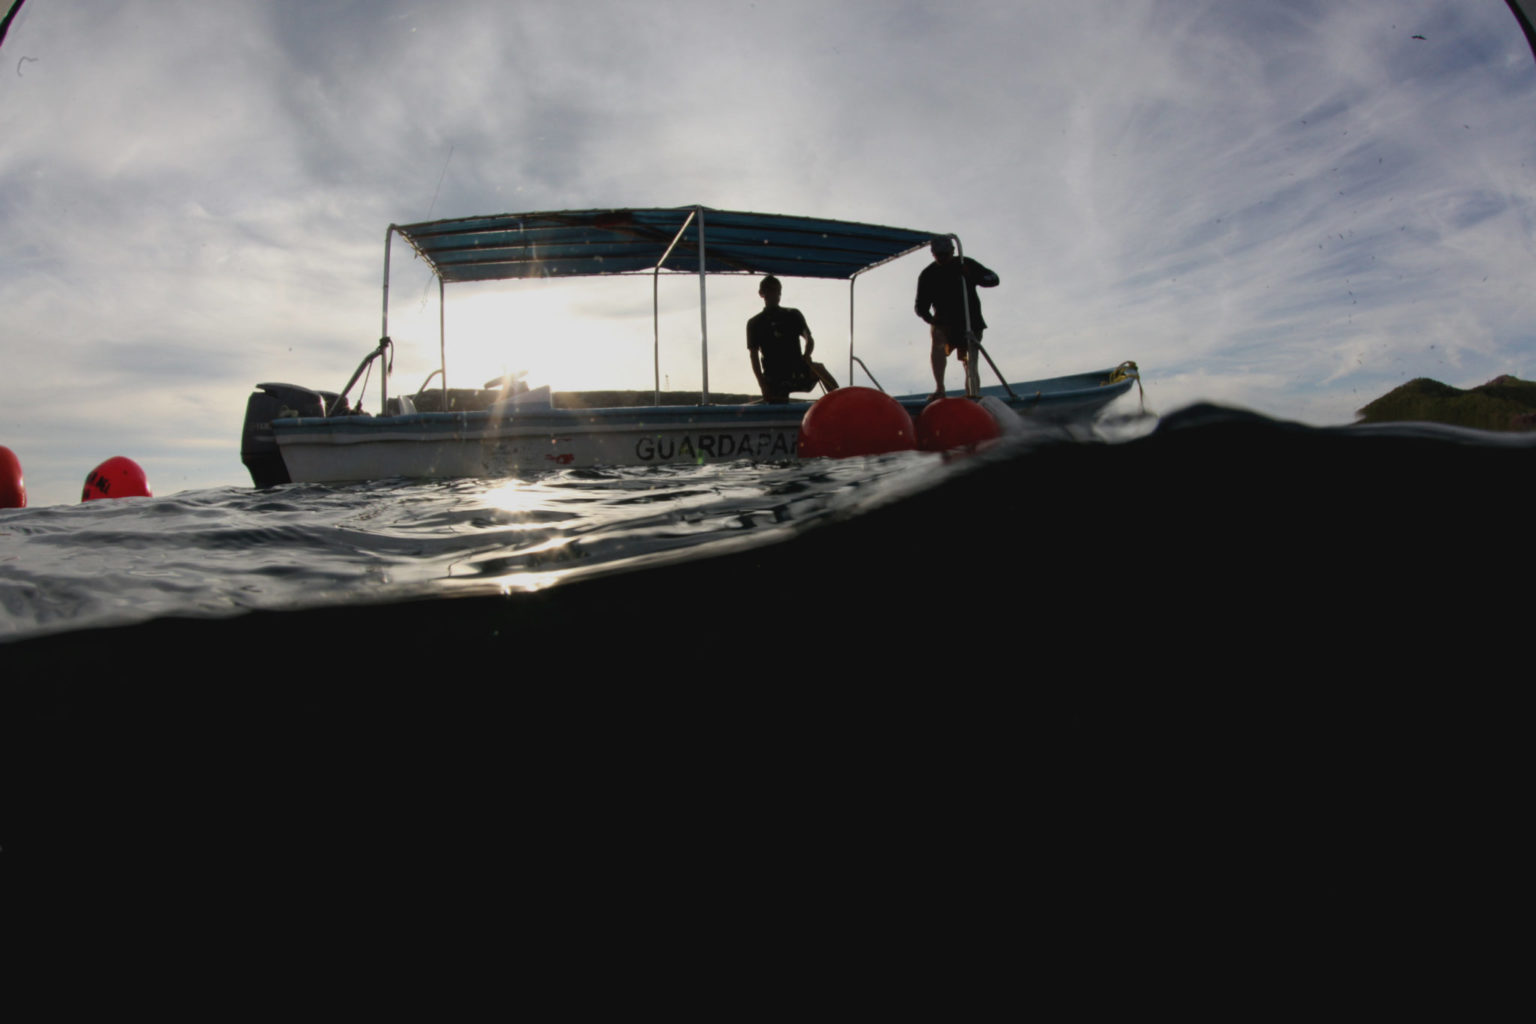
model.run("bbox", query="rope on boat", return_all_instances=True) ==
[1104,360,1145,413]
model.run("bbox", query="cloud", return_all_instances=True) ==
[1,0,1534,505]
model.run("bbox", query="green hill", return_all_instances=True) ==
[1356,375,1536,431]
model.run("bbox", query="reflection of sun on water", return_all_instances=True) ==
[464,478,572,594]
[477,479,534,514]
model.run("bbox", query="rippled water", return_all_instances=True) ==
[4,403,1529,651]
[0,446,971,641]
[6,405,1530,871]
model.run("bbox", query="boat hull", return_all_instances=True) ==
[274,404,807,483]
[247,369,1136,486]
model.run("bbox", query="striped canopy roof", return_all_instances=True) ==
[391,207,938,284]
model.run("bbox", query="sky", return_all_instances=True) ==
[1,0,1534,506]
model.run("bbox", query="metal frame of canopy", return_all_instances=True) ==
[369,206,942,413]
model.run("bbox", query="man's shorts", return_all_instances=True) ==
[932,324,982,358]
[763,363,820,398]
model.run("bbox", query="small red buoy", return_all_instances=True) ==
[82,456,152,502]
[798,387,917,459]
[0,446,25,509]
[916,397,1003,452]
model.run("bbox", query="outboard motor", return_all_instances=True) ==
[240,383,331,488]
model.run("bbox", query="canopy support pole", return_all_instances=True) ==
[652,274,659,405]
[697,206,709,404]
[438,276,447,409]
[847,276,857,386]
[951,233,981,398]
[946,232,1016,399]
[652,208,698,406]
[381,224,396,411]
[842,243,925,390]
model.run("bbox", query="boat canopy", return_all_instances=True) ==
[391,207,937,283]
[372,206,946,410]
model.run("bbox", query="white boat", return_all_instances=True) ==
[240,207,1139,487]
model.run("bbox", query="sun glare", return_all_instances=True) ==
[386,275,716,394]
[382,267,923,401]
[441,478,578,595]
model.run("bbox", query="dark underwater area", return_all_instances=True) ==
[3,401,1525,931]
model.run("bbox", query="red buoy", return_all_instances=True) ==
[916,397,1003,452]
[82,456,152,502]
[0,446,25,509]
[798,387,917,459]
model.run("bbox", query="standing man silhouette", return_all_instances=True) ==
[914,237,999,400]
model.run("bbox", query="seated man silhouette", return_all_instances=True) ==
[746,276,839,403]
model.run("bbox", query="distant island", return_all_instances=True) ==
[1356,375,1536,431]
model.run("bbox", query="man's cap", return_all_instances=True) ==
[930,237,955,256]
